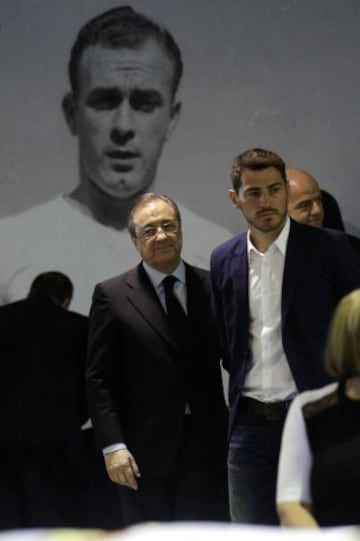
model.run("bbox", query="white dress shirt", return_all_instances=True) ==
[143,260,187,314]
[242,217,297,403]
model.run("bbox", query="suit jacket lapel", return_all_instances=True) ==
[232,235,249,332]
[185,264,204,319]
[184,264,207,349]
[282,220,306,325]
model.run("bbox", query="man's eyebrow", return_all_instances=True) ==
[295,199,311,207]
[88,87,120,96]
[245,182,282,190]
[132,87,162,94]
[87,87,164,101]
[131,88,164,99]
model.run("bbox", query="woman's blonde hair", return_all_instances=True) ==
[325,288,360,378]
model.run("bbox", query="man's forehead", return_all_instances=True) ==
[79,41,174,87]
[294,189,321,203]
[242,167,284,186]
[135,201,174,222]
[290,179,321,199]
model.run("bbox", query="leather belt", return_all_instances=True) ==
[240,397,292,421]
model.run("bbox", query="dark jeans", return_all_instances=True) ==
[228,405,285,525]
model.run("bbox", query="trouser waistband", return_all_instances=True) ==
[239,397,292,421]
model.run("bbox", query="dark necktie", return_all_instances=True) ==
[162,275,188,345]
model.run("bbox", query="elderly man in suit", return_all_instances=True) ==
[87,193,229,526]
[210,148,360,525]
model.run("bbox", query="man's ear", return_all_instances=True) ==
[165,101,181,142]
[131,234,139,250]
[229,189,241,209]
[62,92,78,136]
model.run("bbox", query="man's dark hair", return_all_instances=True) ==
[127,192,181,237]
[68,6,183,99]
[231,148,287,191]
[28,272,73,305]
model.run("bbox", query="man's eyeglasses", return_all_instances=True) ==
[137,221,179,240]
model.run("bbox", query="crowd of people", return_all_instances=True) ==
[1,4,360,533]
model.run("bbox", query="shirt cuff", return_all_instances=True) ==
[102,443,127,455]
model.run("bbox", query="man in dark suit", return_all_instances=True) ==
[87,193,229,525]
[0,271,89,528]
[210,148,360,525]
[286,167,360,258]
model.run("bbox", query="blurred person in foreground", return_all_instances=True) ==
[277,288,360,527]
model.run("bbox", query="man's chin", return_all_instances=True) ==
[155,246,175,255]
[152,253,180,273]
[308,220,323,228]
[154,247,179,264]
[257,215,281,227]
[94,177,152,201]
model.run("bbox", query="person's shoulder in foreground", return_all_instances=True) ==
[277,288,360,527]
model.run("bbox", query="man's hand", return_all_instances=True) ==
[104,449,141,490]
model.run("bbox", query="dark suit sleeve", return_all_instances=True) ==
[86,284,125,450]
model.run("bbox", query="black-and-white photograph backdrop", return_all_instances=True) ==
[1,0,360,313]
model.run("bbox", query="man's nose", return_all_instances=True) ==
[311,200,322,214]
[259,191,271,206]
[154,226,167,239]
[110,102,135,144]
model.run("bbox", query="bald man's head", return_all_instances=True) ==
[287,168,324,227]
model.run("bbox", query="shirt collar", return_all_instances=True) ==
[247,216,290,257]
[142,260,186,291]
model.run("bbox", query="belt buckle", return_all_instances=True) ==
[264,403,280,421]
